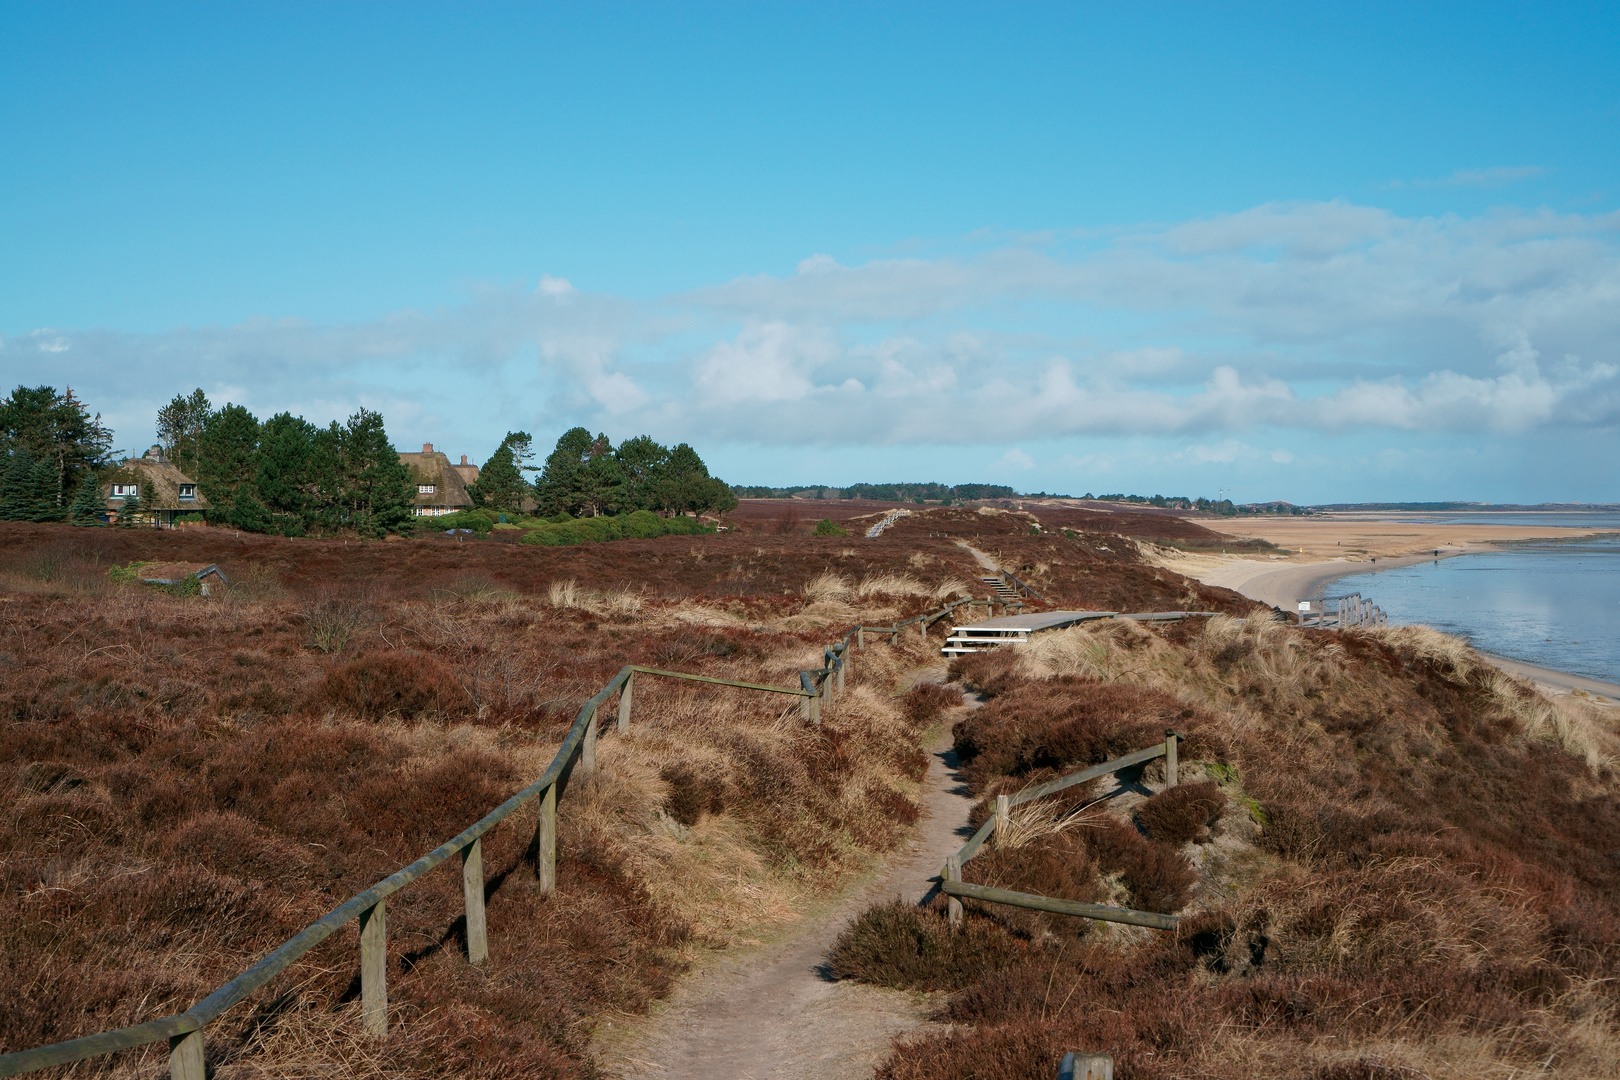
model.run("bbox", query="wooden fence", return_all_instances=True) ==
[939,732,1186,933]
[0,590,1012,1079]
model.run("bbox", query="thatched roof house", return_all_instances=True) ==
[103,447,213,526]
[397,443,475,516]
[451,453,480,487]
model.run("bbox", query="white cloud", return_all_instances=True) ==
[7,201,1620,459]
[994,447,1036,471]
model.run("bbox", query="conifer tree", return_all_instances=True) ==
[470,431,532,512]
[0,385,113,514]
[156,389,212,478]
[68,474,105,526]
[198,403,261,504]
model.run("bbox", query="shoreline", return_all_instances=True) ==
[1155,524,1620,705]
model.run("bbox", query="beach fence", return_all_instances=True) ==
[1297,592,1386,629]
[0,590,1017,1079]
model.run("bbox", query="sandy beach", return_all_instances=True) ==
[1152,514,1620,703]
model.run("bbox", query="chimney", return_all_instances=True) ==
[423,443,433,454]
[460,455,469,465]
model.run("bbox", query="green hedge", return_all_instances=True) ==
[518,510,712,546]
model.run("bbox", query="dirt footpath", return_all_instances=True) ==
[595,701,976,1080]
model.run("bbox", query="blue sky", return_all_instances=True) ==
[3,2,1618,503]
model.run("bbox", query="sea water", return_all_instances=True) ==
[1330,534,1620,684]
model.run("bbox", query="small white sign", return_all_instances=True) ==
[1298,601,1312,611]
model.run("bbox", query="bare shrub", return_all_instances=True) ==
[947,649,1022,699]
[302,596,369,653]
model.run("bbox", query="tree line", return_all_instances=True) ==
[0,385,734,534]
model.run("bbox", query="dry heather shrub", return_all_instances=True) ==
[828,901,1029,991]
[953,674,1218,793]
[970,828,1100,901]
[660,762,726,826]
[948,648,1022,698]
[801,571,851,602]
[317,651,470,720]
[856,572,931,597]
[1136,781,1225,845]
[901,681,962,727]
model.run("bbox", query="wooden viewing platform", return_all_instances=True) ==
[942,609,1219,654]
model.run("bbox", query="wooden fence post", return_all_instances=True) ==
[462,838,488,965]
[1058,1051,1113,1080]
[836,647,845,693]
[945,854,963,929]
[800,693,813,722]
[857,626,864,649]
[359,899,387,1036]
[617,673,634,734]
[811,693,822,725]
[536,784,556,894]
[580,706,598,777]
[168,1029,205,1080]
[1164,731,1178,788]
[994,794,1010,847]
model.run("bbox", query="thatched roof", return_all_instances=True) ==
[398,444,475,509]
[104,447,214,511]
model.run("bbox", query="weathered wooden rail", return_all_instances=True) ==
[0,591,1001,1078]
[941,732,1185,932]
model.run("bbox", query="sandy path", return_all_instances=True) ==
[596,697,976,1080]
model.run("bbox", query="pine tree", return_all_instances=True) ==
[0,449,36,521]
[325,409,413,537]
[575,435,624,517]
[156,389,212,478]
[656,443,736,515]
[117,488,143,527]
[0,385,113,514]
[68,474,105,526]
[198,403,261,505]
[256,413,318,532]
[534,427,595,516]
[470,431,532,512]
[615,435,670,512]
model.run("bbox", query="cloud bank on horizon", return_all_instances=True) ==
[7,198,1619,503]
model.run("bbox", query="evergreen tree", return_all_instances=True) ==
[256,413,318,532]
[656,443,737,515]
[198,403,261,504]
[534,427,595,516]
[226,487,274,533]
[615,435,670,512]
[117,488,143,526]
[156,389,212,478]
[324,409,413,537]
[24,454,62,522]
[470,431,532,512]
[0,385,113,513]
[575,435,624,516]
[68,474,105,526]
[0,449,37,521]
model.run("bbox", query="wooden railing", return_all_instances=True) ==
[0,592,993,1078]
[940,732,1186,933]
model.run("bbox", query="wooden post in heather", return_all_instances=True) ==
[587,704,601,768]
[857,626,865,649]
[462,838,488,965]
[536,784,556,894]
[359,899,387,1036]
[168,1030,205,1080]
[945,854,963,929]
[800,692,813,722]
[836,649,845,693]
[994,794,1010,846]
[617,673,634,734]
[1164,731,1178,788]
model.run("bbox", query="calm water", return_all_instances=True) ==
[1330,536,1620,684]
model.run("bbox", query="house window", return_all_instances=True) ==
[418,484,437,494]
[178,484,196,499]
[111,484,139,498]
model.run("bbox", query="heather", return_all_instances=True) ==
[838,614,1620,1079]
